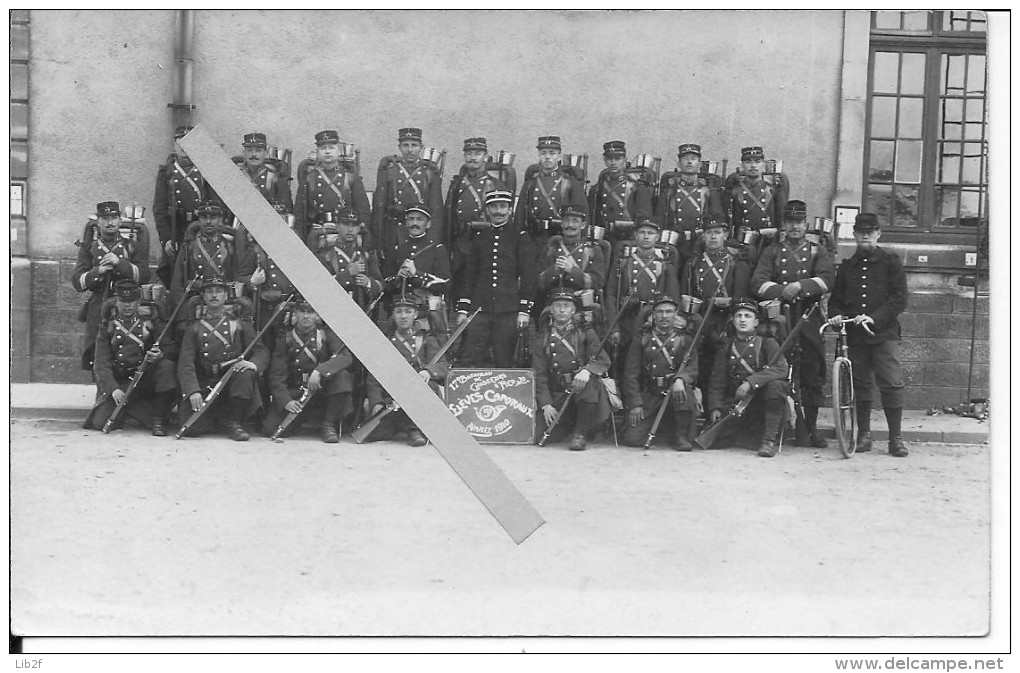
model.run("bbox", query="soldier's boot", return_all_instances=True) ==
[151,391,174,437]
[758,398,785,458]
[151,421,167,437]
[856,403,873,452]
[568,433,587,451]
[321,394,343,444]
[855,432,873,453]
[757,439,776,458]
[884,407,907,457]
[802,406,828,448]
[407,428,428,447]
[225,398,250,442]
[671,411,693,451]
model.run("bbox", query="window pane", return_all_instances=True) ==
[942,54,966,94]
[898,97,923,136]
[967,55,986,94]
[874,11,902,30]
[895,140,922,182]
[958,190,981,226]
[938,142,961,184]
[902,11,929,31]
[869,140,894,181]
[961,143,984,185]
[893,185,919,227]
[873,52,900,94]
[963,97,985,123]
[867,183,893,227]
[943,10,987,32]
[937,186,960,226]
[871,96,897,137]
[900,53,926,95]
[940,99,963,139]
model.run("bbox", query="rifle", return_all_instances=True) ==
[783,302,809,446]
[175,293,294,439]
[694,303,819,450]
[102,275,199,433]
[269,385,316,441]
[351,307,481,444]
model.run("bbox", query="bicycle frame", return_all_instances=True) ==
[820,318,857,458]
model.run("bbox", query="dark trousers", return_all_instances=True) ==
[461,311,519,368]
[179,368,261,436]
[84,359,177,430]
[849,340,905,408]
[261,391,350,437]
[707,379,788,449]
[536,378,611,444]
[622,389,698,447]
[795,325,827,408]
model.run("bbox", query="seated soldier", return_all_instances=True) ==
[261,299,354,443]
[532,287,612,451]
[621,294,699,450]
[176,277,269,441]
[381,203,451,336]
[362,295,450,447]
[84,280,178,436]
[705,300,789,458]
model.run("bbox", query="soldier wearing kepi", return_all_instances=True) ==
[826,212,910,457]
[85,280,178,436]
[751,199,834,447]
[381,203,451,336]
[240,132,293,213]
[236,201,295,346]
[176,277,269,441]
[294,129,372,243]
[169,200,243,313]
[706,300,789,458]
[588,140,653,245]
[457,190,537,368]
[309,207,383,312]
[621,294,699,450]
[262,299,354,443]
[372,127,445,258]
[656,143,726,257]
[515,135,588,248]
[727,145,788,260]
[532,287,611,451]
[363,294,450,447]
[536,204,608,315]
[73,201,151,370]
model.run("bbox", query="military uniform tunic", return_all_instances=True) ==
[620,326,699,446]
[169,233,240,310]
[314,243,383,309]
[588,171,653,239]
[604,247,680,350]
[514,167,588,238]
[371,156,446,254]
[245,162,293,212]
[536,236,607,293]
[294,164,372,243]
[728,175,787,233]
[656,175,725,255]
[153,157,217,286]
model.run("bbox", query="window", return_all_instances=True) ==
[864,11,987,239]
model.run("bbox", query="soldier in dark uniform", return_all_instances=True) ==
[588,140,653,245]
[261,299,354,443]
[235,201,296,347]
[381,203,451,336]
[621,294,699,450]
[177,277,269,441]
[73,201,150,370]
[294,129,372,243]
[726,145,788,261]
[532,288,611,451]
[706,300,789,458]
[84,280,177,436]
[371,127,446,260]
[751,200,835,448]
[535,204,608,327]
[604,218,680,378]
[308,207,383,312]
[679,217,753,402]
[445,137,508,303]
[169,200,243,315]
[456,190,537,368]
[656,143,726,258]
[363,294,450,447]
[826,212,909,457]
[153,125,216,286]
[239,132,293,212]
[515,135,588,248]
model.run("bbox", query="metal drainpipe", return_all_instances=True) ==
[168,9,195,133]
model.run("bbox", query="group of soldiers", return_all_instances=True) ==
[73,125,909,457]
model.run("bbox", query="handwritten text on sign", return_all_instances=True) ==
[446,369,535,444]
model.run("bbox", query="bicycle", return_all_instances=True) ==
[819,317,861,458]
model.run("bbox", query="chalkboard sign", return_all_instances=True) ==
[445,368,536,444]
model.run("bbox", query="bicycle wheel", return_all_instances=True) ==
[831,358,857,458]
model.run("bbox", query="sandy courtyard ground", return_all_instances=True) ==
[10,418,990,637]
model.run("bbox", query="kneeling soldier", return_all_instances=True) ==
[85,280,178,435]
[621,294,699,450]
[364,295,450,446]
[706,300,789,457]
[177,277,269,441]
[532,288,611,451]
[262,299,354,442]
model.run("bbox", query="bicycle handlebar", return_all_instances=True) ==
[819,316,874,339]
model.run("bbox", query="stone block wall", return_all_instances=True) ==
[28,258,93,384]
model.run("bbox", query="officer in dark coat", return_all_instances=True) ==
[532,287,611,451]
[169,200,243,317]
[456,190,537,368]
[705,300,789,457]
[588,140,654,245]
[308,208,383,312]
[262,299,354,443]
[294,129,372,243]
[536,204,608,325]
[515,135,589,248]
[656,143,726,258]
[621,294,699,450]
[826,212,909,457]
[84,280,177,436]
[72,201,151,370]
[176,277,270,441]
[381,203,452,336]
[371,127,446,259]
[751,199,835,447]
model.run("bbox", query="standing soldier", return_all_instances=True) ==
[620,294,699,450]
[456,190,537,368]
[751,199,834,448]
[73,201,150,370]
[363,295,450,447]
[588,140,653,245]
[239,132,293,212]
[381,203,451,336]
[310,208,383,312]
[153,125,214,286]
[536,204,608,326]
[84,280,178,436]
[826,213,909,457]
[176,277,269,441]
[261,299,355,443]
[371,127,445,260]
[515,135,588,249]
[656,143,725,258]
[532,288,611,451]
[294,129,372,243]
[727,145,788,260]
[706,301,789,457]
[236,202,296,347]
[169,200,243,312]
[445,137,509,303]
[679,217,752,402]
[604,218,680,378]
